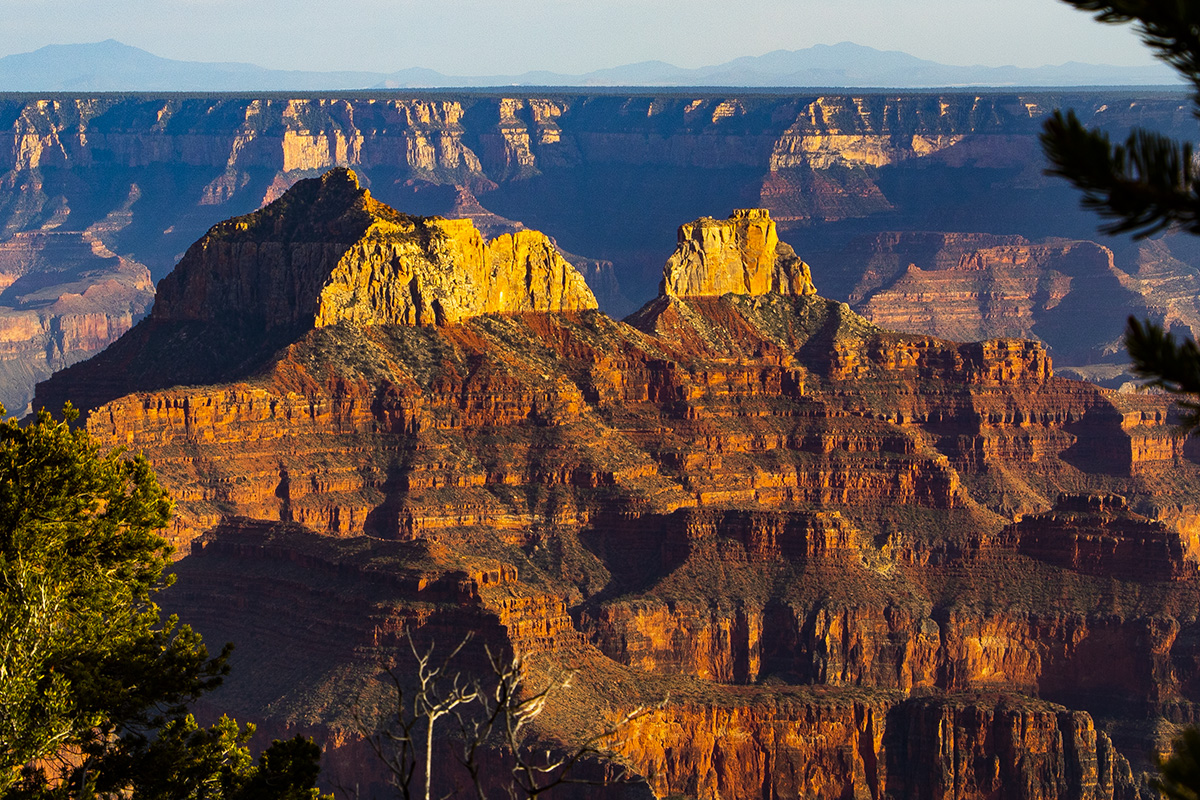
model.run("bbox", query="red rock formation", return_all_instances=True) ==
[615,695,1135,800]
[154,168,595,332]
[661,210,815,299]
[847,236,1139,367]
[2,92,1197,408]
[36,176,1200,798]
[1000,494,1199,582]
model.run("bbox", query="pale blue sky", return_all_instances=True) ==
[0,0,1158,75]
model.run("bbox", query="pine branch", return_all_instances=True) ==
[1125,316,1200,432]
[1041,110,1200,237]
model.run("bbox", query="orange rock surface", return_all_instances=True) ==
[35,172,1200,798]
[4,93,1200,412]
[661,210,816,299]
[155,168,595,332]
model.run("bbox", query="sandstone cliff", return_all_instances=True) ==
[0,92,1182,289]
[34,168,596,413]
[0,230,153,414]
[660,209,816,298]
[834,233,1156,375]
[1000,493,1200,582]
[35,172,1200,799]
[1,92,1197,409]
[156,167,595,330]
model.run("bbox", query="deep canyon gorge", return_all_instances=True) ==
[2,90,1199,413]
[18,162,1200,798]
[10,88,1200,798]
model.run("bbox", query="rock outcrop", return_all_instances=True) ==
[0,92,1185,287]
[1001,493,1200,582]
[2,92,1199,407]
[155,167,596,331]
[660,209,816,298]
[33,169,596,413]
[35,172,1200,799]
[841,234,1140,368]
[614,695,1135,800]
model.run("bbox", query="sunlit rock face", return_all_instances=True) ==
[660,209,816,299]
[154,167,596,331]
[2,92,1199,408]
[33,167,1200,800]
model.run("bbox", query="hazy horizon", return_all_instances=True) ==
[0,0,1160,77]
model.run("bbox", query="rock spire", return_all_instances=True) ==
[660,209,817,299]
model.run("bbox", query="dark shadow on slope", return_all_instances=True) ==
[31,314,305,418]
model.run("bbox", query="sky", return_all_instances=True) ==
[0,0,1159,76]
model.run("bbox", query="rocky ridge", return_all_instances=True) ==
[0,92,1187,285]
[34,169,596,413]
[0,230,153,413]
[827,231,1200,382]
[34,172,1200,799]
[155,167,596,330]
[2,91,1200,409]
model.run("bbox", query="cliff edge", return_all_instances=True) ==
[35,168,598,412]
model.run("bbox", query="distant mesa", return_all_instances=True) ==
[661,209,817,299]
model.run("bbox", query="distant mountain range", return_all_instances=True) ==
[0,39,1180,91]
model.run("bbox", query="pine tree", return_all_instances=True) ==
[1042,1,1200,784]
[0,406,328,800]
[1041,2,1200,433]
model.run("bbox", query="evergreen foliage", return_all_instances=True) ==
[1044,0,1200,789]
[1125,317,1200,432]
[0,405,328,800]
[1040,2,1200,419]
[1041,3,1200,238]
[1157,727,1200,800]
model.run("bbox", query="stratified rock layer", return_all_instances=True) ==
[842,233,1138,367]
[4,92,1200,407]
[661,209,816,298]
[156,167,596,331]
[1001,493,1200,582]
[0,231,153,414]
[34,169,596,413]
[38,176,1200,799]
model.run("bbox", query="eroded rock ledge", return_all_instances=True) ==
[33,168,1200,799]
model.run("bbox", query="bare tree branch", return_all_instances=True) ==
[359,634,662,800]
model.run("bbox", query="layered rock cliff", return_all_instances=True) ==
[0,230,153,413]
[661,209,816,298]
[35,172,1200,799]
[35,168,596,412]
[156,167,595,330]
[1,91,1198,408]
[831,232,1194,380]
